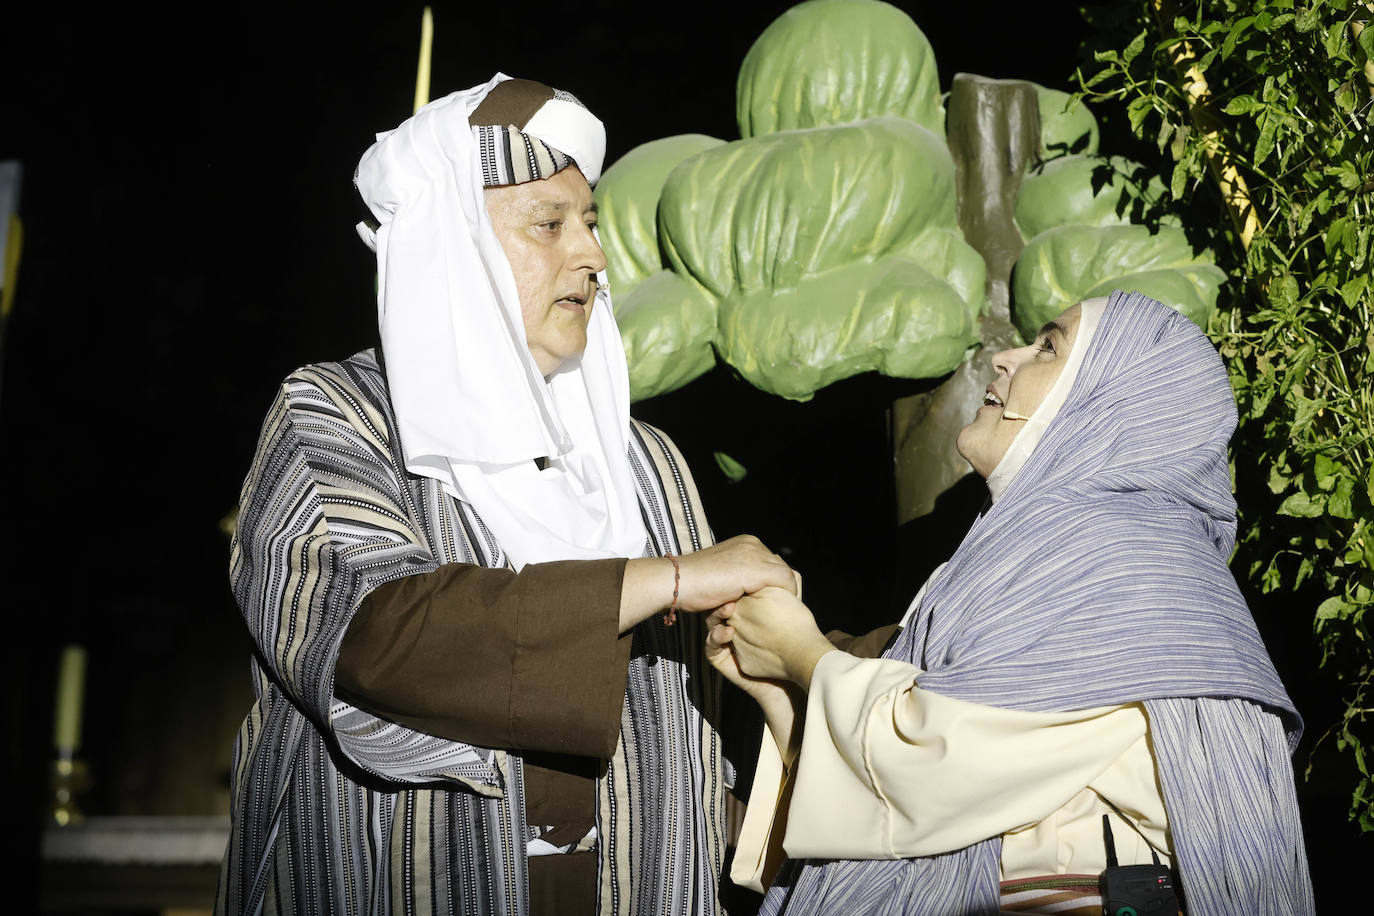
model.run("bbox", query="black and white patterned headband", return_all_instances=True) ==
[474,124,575,187]
[470,81,604,188]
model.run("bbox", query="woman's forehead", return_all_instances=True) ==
[1044,302,1084,348]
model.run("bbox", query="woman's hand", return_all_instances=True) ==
[727,587,836,689]
[706,605,782,700]
[706,605,804,763]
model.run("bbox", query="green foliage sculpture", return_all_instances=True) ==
[658,118,984,399]
[598,1,1226,404]
[595,135,725,399]
[1012,88,1226,338]
[1081,0,1373,830]
[735,0,946,138]
[597,0,983,402]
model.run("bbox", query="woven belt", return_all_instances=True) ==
[999,874,1103,915]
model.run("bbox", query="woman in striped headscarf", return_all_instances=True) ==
[708,290,1313,915]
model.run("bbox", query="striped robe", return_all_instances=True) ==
[217,350,731,916]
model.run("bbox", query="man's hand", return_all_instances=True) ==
[676,535,797,611]
[619,535,795,632]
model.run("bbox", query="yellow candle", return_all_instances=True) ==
[412,7,433,115]
[52,645,86,753]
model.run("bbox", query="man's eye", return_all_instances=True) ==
[586,221,599,232]
[539,220,562,232]
[1038,337,1056,355]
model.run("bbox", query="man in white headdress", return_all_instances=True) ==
[218,75,795,916]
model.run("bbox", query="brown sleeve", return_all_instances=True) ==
[825,623,903,659]
[335,558,632,758]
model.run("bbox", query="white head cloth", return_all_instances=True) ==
[984,297,1108,501]
[352,73,647,569]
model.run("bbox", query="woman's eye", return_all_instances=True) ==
[1038,337,1056,356]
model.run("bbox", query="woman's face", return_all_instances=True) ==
[957,303,1083,478]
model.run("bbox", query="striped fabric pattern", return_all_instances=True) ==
[474,124,574,188]
[218,351,728,915]
[761,291,1313,916]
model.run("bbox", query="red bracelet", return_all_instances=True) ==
[663,552,680,626]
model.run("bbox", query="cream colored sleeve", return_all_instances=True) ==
[732,570,951,893]
[779,652,1148,861]
[729,728,790,893]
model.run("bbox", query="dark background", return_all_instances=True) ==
[2,1,1361,909]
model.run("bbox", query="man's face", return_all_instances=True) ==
[484,167,606,377]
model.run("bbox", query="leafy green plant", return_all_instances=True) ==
[1080,0,1374,829]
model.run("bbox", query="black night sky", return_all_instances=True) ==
[3,2,1365,908]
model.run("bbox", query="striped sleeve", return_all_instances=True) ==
[229,366,505,791]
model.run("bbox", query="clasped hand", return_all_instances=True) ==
[620,534,798,632]
[705,586,835,692]
[673,534,799,612]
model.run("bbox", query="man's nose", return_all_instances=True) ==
[578,225,607,274]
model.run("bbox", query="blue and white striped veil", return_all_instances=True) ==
[901,290,1288,709]
[762,290,1313,916]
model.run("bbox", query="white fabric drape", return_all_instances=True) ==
[353,74,647,569]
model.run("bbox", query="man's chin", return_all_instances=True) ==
[543,345,589,377]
